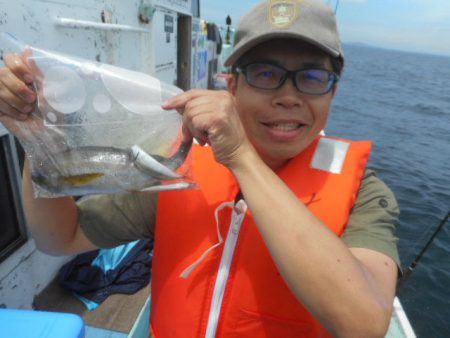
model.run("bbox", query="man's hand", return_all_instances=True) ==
[163,89,254,169]
[0,52,41,140]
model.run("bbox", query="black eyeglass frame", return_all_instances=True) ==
[235,63,340,96]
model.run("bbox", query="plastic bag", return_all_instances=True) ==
[0,32,195,197]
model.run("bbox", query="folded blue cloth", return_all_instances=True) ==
[58,240,153,310]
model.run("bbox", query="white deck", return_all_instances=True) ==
[386,297,416,338]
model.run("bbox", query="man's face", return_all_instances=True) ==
[228,39,337,170]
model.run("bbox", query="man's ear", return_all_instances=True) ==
[331,85,338,98]
[227,74,238,95]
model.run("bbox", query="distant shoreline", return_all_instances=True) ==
[342,42,450,59]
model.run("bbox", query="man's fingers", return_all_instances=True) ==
[181,125,194,143]
[0,67,36,104]
[3,53,34,84]
[0,79,35,114]
[183,112,212,146]
[0,97,30,120]
[162,94,189,110]
[162,89,210,110]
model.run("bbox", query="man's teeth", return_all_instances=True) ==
[268,123,301,131]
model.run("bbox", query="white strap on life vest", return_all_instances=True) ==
[180,201,234,279]
[310,137,350,174]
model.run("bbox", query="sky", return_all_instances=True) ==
[200,0,450,57]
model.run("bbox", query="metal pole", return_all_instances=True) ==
[397,210,450,289]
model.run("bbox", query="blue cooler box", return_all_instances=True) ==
[0,309,85,338]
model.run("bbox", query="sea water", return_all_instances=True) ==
[327,44,450,338]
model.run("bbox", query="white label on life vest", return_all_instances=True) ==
[311,138,350,174]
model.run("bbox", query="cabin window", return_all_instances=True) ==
[192,0,200,17]
[0,134,27,263]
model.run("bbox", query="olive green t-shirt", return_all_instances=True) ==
[78,169,400,266]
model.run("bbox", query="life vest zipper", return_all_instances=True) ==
[204,200,247,338]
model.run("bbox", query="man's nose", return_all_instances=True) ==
[272,75,303,108]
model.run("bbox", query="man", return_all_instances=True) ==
[0,0,399,337]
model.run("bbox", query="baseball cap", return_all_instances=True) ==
[224,0,344,67]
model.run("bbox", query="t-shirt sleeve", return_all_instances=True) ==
[77,191,157,248]
[342,169,401,267]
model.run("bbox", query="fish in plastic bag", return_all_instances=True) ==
[0,32,195,197]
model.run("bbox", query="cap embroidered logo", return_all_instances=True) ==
[268,0,303,28]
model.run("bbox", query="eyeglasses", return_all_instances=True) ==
[236,63,339,95]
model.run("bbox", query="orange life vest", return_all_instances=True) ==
[151,136,372,338]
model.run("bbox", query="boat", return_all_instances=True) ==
[0,0,220,336]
